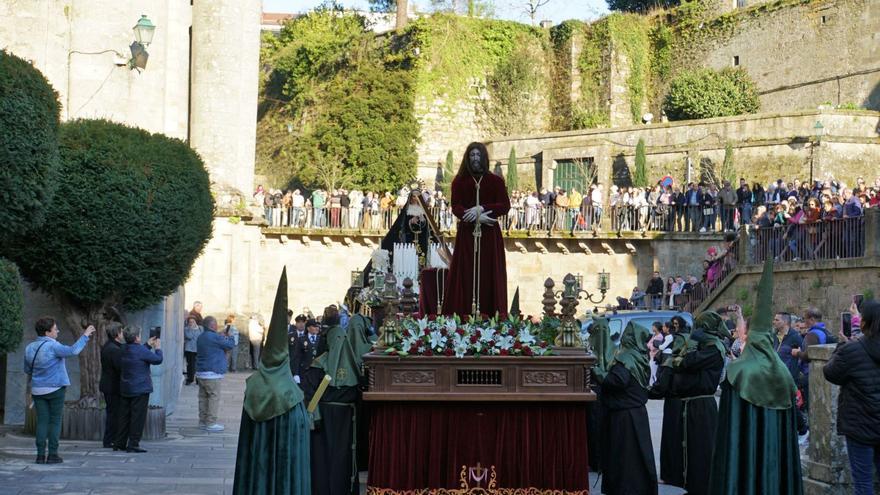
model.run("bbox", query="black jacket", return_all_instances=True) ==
[646,277,664,296]
[99,340,123,396]
[290,334,327,378]
[824,337,880,444]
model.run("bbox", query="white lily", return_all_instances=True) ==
[479,327,496,343]
[497,335,514,351]
[452,334,469,358]
[518,327,537,346]
[417,317,430,334]
[429,330,447,350]
[445,319,457,335]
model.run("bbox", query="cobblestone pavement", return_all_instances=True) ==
[0,371,684,495]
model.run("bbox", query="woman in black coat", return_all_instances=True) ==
[824,300,880,495]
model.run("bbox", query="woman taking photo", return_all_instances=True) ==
[23,317,96,464]
[824,300,880,495]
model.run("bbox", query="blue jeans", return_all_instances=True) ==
[847,437,880,495]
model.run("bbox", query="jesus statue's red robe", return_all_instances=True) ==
[442,171,510,318]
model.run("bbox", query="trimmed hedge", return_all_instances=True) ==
[0,50,61,241]
[0,258,24,353]
[7,119,214,311]
[662,67,760,121]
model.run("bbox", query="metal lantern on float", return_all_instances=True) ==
[562,273,578,299]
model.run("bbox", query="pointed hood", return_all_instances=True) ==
[725,259,797,409]
[314,313,374,388]
[243,268,304,422]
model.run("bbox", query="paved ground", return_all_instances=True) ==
[0,371,684,495]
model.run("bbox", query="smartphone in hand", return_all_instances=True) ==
[149,326,161,340]
[841,312,852,338]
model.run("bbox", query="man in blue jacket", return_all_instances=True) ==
[196,316,236,432]
[115,325,162,453]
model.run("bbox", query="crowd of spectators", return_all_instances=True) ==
[252,176,879,237]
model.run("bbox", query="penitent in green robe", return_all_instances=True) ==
[708,381,803,495]
[708,259,803,495]
[233,267,311,495]
[233,403,312,495]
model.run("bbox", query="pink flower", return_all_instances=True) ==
[523,347,533,356]
[513,341,522,350]
[456,328,466,336]
[488,340,496,347]
[499,349,509,356]
[444,348,454,356]
[469,335,478,344]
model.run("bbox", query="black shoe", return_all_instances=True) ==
[35,455,46,464]
[103,443,113,448]
[46,454,63,464]
[126,447,147,453]
[113,445,125,451]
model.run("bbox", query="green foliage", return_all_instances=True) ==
[0,50,60,243]
[633,138,648,187]
[663,67,760,121]
[507,147,518,194]
[608,0,682,12]
[607,14,652,124]
[7,119,214,312]
[258,9,419,191]
[407,13,546,101]
[480,41,543,135]
[0,258,24,354]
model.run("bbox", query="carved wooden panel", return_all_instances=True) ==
[391,370,436,385]
[522,370,568,386]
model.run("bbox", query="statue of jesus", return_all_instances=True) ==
[442,142,510,319]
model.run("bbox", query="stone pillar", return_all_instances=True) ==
[864,207,879,258]
[190,0,261,196]
[804,344,851,494]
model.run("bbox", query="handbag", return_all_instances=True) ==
[702,207,714,216]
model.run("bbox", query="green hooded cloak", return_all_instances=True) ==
[692,311,731,361]
[725,258,797,409]
[234,268,311,495]
[611,322,651,389]
[313,313,374,387]
[709,259,802,495]
[243,268,304,421]
[589,317,616,381]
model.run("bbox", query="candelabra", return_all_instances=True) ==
[555,272,610,349]
[377,272,401,349]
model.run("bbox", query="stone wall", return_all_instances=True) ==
[184,220,723,323]
[485,110,880,192]
[698,256,880,334]
[688,0,880,112]
[3,287,185,426]
[0,0,261,195]
[0,0,191,140]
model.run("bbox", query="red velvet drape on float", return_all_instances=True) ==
[367,403,590,492]
[419,268,447,316]
[442,172,510,319]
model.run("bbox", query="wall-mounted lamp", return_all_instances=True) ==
[129,15,156,70]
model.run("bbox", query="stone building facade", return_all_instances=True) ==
[0,0,261,195]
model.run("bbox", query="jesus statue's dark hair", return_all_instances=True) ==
[456,141,490,178]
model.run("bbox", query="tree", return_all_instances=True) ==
[397,0,409,31]
[507,147,518,194]
[368,0,409,29]
[720,142,736,185]
[607,0,681,12]
[0,258,24,354]
[523,0,552,24]
[6,119,214,404]
[663,68,760,121]
[439,150,456,198]
[0,50,60,246]
[633,138,648,187]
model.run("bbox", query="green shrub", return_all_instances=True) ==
[0,258,24,353]
[662,67,760,121]
[0,50,61,242]
[8,119,214,312]
[633,138,647,187]
[507,147,518,194]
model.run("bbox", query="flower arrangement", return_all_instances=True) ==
[385,314,553,358]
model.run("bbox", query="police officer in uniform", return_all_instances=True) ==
[290,319,327,400]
